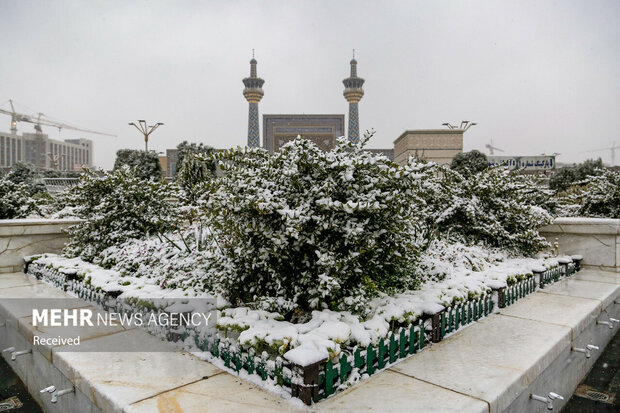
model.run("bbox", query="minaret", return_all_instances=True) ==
[343,51,365,144]
[242,52,265,148]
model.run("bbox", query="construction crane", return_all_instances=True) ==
[583,142,619,166]
[485,140,504,155]
[0,99,116,137]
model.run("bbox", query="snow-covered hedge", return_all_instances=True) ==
[98,222,222,294]
[0,174,40,219]
[177,151,216,205]
[412,164,554,255]
[556,169,620,219]
[202,136,426,312]
[27,249,562,360]
[56,167,180,261]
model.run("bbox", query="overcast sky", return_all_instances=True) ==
[1,0,619,169]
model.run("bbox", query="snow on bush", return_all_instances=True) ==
[176,151,215,205]
[0,174,40,219]
[410,163,554,255]
[23,135,568,369]
[56,167,180,261]
[113,149,162,181]
[98,222,224,294]
[202,135,426,312]
[27,245,563,361]
[549,158,604,192]
[557,169,620,219]
[449,149,488,175]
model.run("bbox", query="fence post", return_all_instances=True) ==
[532,268,545,289]
[102,290,123,311]
[497,287,506,308]
[557,257,571,277]
[430,310,444,343]
[290,358,325,405]
[572,255,583,272]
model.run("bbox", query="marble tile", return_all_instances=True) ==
[0,282,71,299]
[541,233,617,267]
[391,314,570,413]
[541,278,620,309]
[52,329,221,413]
[542,218,620,235]
[28,347,101,413]
[0,232,70,269]
[316,370,488,413]
[0,272,40,289]
[0,219,81,237]
[573,269,620,284]
[0,284,91,325]
[21,224,73,236]
[17,305,130,362]
[0,265,27,274]
[126,373,297,413]
[500,290,601,339]
[582,265,620,274]
[0,225,25,237]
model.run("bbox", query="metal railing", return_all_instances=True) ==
[40,178,79,194]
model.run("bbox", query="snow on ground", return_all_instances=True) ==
[26,239,565,365]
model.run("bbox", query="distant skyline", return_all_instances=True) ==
[1,0,619,169]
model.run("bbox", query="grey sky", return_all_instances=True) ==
[1,0,619,169]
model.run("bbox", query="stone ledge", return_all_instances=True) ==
[52,331,221,413]
[126,373,300,413]
[499,291,600,340]
[390,315,571,413]
[0,219,80,270]
[541,278,620,310]
[541,217,620,235]
[0,265,28,273]
[0,218,83,226]
[0,219,82,237]
[313,370,489,413]
[541,218,619,268]
[573,269,620,283]
[0,270,619,412]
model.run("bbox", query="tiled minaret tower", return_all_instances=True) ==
[343,52,365,144]
[242,53,265,148]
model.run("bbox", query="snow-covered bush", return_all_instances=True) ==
[558,169,620,218]
[5,162,46,196]
[57,167,180,261]
[450,150,488,175]
[113,149,162,181]
[413,164,553,255]
[174,141,216,177]
[0,175,40,219]
[98,222,222,294]
[177,151,214,205]
[549,158,604,192]
[203,135,425,312]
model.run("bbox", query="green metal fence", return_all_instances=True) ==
[498,277,537,308]
[318,319,426,399]
[438,295,495,341]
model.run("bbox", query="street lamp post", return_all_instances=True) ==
[442,121,477,131]
[128,120,164,152]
